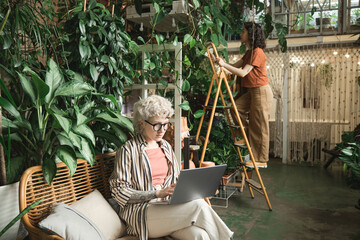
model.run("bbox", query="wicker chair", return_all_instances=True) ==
[19,152,171,240]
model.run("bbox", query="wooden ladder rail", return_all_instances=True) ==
[195,42,272,211]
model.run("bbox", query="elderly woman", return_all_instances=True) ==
[109,95,233,240]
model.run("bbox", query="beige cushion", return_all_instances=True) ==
[72,189,126,240]
[39,203,105,240]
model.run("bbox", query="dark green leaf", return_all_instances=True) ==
[94,130,124,147]
[23,66,50,100]
[43,157,57,184]
[194,110,205,118]
[56,145,77,177]
[182,80,190,92]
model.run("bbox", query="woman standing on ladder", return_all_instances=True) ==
[214,22,273,167]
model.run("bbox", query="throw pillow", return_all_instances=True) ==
[39,203,105,240]
[71,189,126,240]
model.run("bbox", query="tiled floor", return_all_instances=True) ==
[214,158,360,240]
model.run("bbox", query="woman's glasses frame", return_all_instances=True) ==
[145,120,172,131]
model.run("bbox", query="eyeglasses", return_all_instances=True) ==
[145,120,172,131]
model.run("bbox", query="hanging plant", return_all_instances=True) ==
[316,63,333,89]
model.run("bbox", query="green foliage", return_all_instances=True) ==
[337,131,360,188]
[0,60,133,184]
[0,198,43,237]
[62,0,139,103]
[192,115,240,172]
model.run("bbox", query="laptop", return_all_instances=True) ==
[150,164,227,205]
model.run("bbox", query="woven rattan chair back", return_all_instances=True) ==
[19,152,116,240]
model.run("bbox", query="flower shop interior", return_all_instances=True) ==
[0,0,360,240]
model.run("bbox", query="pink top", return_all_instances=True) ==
[146,147,168,185]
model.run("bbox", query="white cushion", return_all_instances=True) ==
[71,189,126,240]
[39,203,105,240]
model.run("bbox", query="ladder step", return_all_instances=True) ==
[229,125,242,129]
[234,142,247,148]
[204,105,231,110]
[245,179,263,190]
[189,145,200,151]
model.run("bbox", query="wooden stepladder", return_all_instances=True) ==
[195,42,272,211]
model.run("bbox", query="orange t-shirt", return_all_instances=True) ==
[146,148,168,186]
[240,48,269,88]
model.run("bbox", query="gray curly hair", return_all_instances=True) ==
[132,94,174,133]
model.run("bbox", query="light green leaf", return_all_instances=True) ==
[211,33,219,47]
[172,36,178,46]
[183,34,193,44]
[17,72,36,105]
[77,135,95,166]
[56,145,77,177]
[190,39,196,49]
[179,101,190,111]
[53,113,71,134]
[45,59,63,103]
[90,64,98,82]
[192,0,200,9]
[67,131,81,149]
[183,55,191,66]
[54,81,95,97]
[0,97,21,120]
[73,124,95,146]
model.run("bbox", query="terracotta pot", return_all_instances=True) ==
[200,161,215,168]
[181,160,196,169]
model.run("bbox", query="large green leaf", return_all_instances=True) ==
[94,130,124,147]
[23,66,50,101]
[109,123,128,143]
[96,112,134,132]
[17,72,36,105]
[67,131,81,149]
[53,113,72,134]
[0,78,16,106]
[56,145,77,177]
[45,59,64,103]
[42,157,57,184]
[0,97,21,119]
[77,136,95,166]
[57,132,74,148]
[93,93,121,112]
[54,81,95,97]
[73,124,95,146]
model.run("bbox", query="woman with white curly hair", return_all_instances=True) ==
[110,95,233,240]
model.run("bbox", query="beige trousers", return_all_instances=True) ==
[146,199,233,240]
[232,84,273,162]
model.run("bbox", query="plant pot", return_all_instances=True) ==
[0,181,20,239]
[316,17,331,26]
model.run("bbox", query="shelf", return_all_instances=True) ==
[124,83,177,90]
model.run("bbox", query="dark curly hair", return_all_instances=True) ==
[243,22,266,49]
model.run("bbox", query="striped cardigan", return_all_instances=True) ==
[109,134,180,239]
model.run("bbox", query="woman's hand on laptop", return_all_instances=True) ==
[156,183,176,198]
